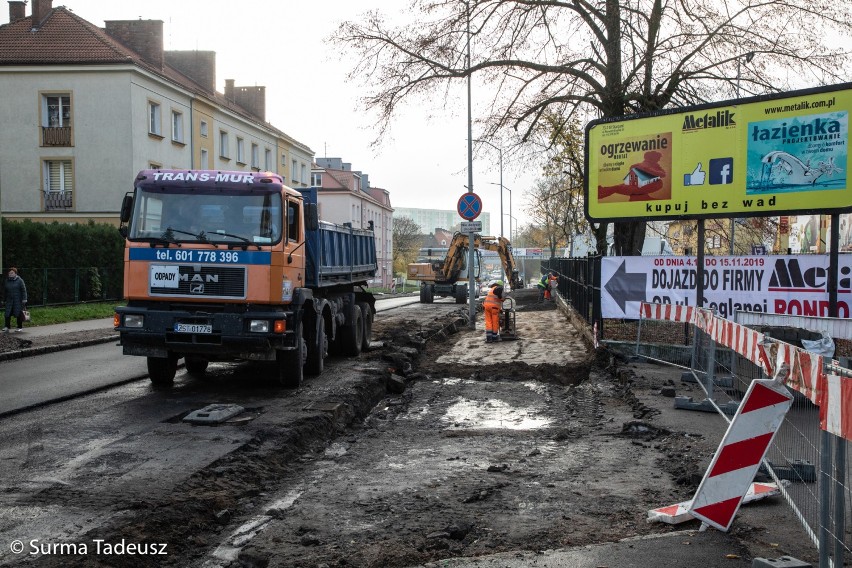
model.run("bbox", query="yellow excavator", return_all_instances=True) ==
[407,233,523,303]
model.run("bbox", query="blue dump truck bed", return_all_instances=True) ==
[299,187,378,288]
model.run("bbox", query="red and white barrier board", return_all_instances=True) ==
[688,379,793,531]
[647,482,781,525]
[820,374,852,440]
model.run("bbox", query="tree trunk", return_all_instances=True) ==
[593,222,609,256]
[613,221,647,256]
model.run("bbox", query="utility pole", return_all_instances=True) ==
[465,0,476,329]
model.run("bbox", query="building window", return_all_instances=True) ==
[43,159,73,211]
[148,101,162,136]
[237,138,246,164]
[219,131,229,159]
[200,120,208,137]
[149,162,162,169]
[43,94,71,127]
[311,172,322,187]
[200,148,209,168]
[292,159,298,183]
[265,148,272,171]
[251,143,259,169]
[41,93,72,146]
[301,163,307,185]
[171,110,184,143]
[281,152,287,166]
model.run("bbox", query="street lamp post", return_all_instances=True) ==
[489,182,513,242]
[475,139,503,240]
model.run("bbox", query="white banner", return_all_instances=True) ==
[602,255,852,319]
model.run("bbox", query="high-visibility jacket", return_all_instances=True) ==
[484,287,503,311]
[537,275,548,289]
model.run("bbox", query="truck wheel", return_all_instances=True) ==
[357,302,373,351]
[341,306,363,357]
[455,288,467,304]
[305,316,327,376]
[275,323,304,388]
[184,356,209,377]
[147,354,178,386]
[420,285,434,304]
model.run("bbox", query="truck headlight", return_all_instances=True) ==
[249,320,270,333]
[124,314,144,328]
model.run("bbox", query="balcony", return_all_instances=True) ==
[42,126,72,147]
[43,190,73,211]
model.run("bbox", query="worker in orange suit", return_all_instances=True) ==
[484,281,505,343]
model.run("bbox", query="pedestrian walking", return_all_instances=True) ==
[3,267,28,332]
[484,280,504,343]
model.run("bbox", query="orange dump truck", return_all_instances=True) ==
[114,169,376,388]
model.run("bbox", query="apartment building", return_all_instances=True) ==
[0,0,313,224]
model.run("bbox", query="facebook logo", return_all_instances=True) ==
[709,158,733,185]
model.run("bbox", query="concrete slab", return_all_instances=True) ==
[183,403,245,424]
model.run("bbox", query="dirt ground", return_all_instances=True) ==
[0,290,810,567]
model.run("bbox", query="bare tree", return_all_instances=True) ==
[392,216,423,274]
[527,177,572,257]
[334,0,852,255]
[538,116,589,254]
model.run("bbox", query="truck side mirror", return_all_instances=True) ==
[304,203,319,231]
[120,193,133,223]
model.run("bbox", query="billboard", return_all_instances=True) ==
[586,83,852,221]
[601,255,852,319]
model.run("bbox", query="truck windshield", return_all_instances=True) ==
[128,187,283,245]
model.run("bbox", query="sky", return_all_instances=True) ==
[9,0,537,235]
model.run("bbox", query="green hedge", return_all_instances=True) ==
[2,219,124,305]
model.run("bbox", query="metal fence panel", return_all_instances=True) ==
[1,267,122,307]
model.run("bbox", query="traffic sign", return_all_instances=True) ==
[460,221,482,233]
[457,192,482,220]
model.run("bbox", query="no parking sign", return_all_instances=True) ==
[457,193,482,220]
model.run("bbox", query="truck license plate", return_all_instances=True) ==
[174,323,212,334]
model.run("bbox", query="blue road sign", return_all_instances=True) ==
[457,192,482,220]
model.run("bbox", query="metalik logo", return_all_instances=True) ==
[682,110,736,131]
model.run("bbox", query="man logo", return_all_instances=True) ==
[190,283,205,294]
[709,158,734,185]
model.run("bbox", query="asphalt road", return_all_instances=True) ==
[0,295,426,417]
[0,342,147,416]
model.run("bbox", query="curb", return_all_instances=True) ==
[0,334,120,362]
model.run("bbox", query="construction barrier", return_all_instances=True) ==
[689,378,793,531]
[638,302,852,566]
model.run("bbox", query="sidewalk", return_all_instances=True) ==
[19,317,115,338]
[0,317,117,362]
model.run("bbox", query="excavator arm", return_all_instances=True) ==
[407,232,521,290]
[479,236,523,290]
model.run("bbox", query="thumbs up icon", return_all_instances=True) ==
[684,163,706,186]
